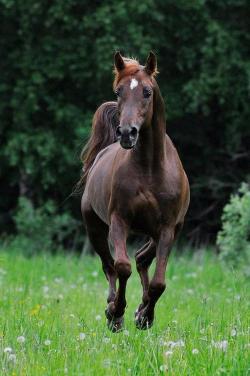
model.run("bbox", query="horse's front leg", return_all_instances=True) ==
[105,214,131,332]
[135,227,174,330]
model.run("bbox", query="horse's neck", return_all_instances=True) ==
[132,86,166,173]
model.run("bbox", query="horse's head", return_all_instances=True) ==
[113,52,158,149]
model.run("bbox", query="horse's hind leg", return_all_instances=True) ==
[105,214,131,332]
[82,204,117,305]
[135,227,175,330]
[135,240,156,319]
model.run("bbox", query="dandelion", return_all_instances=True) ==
[192,348,199,354]
[103,337,110,343]
[43,285,49,293]
[54,277,62,284]
[231,328,237,337]
[44,339,51,346]
[160,365,168,371]
[165,351,173,357]
[4,347,13,353]
[167,340,185,349]
[95,315,101,321]
[17,336,25,343]
[212,340,228,351]
[79,333,86,341]
[8,353,16,362]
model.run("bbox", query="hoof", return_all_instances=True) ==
[105,303,124,333]
[135,307,154,330]
[107,315,124,333]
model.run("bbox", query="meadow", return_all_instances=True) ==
[0,248,249,375]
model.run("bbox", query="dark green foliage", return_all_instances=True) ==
[0,0,249,246]
[10,197,80,255]
[217,183,250,266]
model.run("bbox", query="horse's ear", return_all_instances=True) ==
[114,51,125,72]
[145,51,157,76]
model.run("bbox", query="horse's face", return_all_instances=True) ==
[114,52,157,149]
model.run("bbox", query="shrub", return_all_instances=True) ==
[11,197,80,255]
[216,183,250,266]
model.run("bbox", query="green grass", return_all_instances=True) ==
[0,248,249,375]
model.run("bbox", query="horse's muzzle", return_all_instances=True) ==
[116,125,138,149]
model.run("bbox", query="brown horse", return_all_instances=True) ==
[80,52,190,332]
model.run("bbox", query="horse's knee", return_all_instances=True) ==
[114,259,132,279]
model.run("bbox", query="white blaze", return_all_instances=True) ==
[130,78,138,90]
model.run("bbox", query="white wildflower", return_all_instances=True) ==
[44,339,51,346]
[4,347,13,353]
[192,348,199,354]
[160,364,168,371]
[92,271,98,277]
[103,337,110,343]
[231,328,237,337]
[167,340,185,348]
[8,353,16,362]
[43,285,49,293]
[54,277,63,284]
[17,336,25,343]
[165,350,173,356]
[212,340,228,351]
[79,333,86,341]
[95,315,102,321]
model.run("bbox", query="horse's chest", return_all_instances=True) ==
[127,187,173,234]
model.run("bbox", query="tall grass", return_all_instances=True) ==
[0,248,249,375]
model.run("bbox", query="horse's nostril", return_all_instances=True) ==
[130,127,138,138]
[116,126,122,138]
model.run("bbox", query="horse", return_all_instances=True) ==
[79,52,190,332]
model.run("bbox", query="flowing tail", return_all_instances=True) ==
[76,101,119,192]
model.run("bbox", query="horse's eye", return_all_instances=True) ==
[143,87,151,98]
